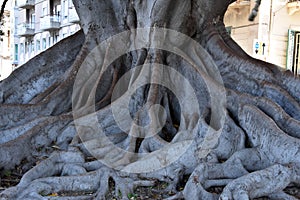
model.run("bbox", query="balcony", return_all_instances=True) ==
[17,23,35,37]
[287,0,300,15]
[40,15,61,31]
[228,0,250,13]
[17,0,35,9]
[68,8,80,23]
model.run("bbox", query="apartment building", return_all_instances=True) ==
[225,0,300,74]
[12,0,80,66]
[0,1,13,80]
[8,0,300,75]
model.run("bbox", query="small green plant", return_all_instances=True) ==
[39,190,49,196]
[118,190,122,198]
[3,170,11,177]
[161,182,168,189]
[127,193,138,199]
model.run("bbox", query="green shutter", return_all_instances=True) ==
[226,26,232,36]
[286,29,295,71]
[14,44,18,61]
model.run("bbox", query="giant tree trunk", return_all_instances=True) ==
[1,0,300,199]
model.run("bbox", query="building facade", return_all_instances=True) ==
[0,0,13,81]
[11,0,80,67]
[225,0,259,56]
[4,1,300,79]
[225,0,300,75]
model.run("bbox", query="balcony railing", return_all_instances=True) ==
[40,15,61,31]
[68,8,80,23]
[287,0,300,15]
[17,23,35,36]
[17,0,35,9]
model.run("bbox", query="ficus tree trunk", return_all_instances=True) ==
[1,0,300,199]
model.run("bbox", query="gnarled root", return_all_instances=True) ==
[220,164,299,200]
[0,148,155,200]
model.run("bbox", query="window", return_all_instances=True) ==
[31,41,35,53]
[25,42,29,54]
[63,0,68,20]
[26,9,30,22]
[54,33,59,43]
[42,38,47,50]
[42,7,47,16]
[55,5,61,17]
[50,0,54,15]
[20,43,24,54]
[287,30,300,75]
[14,44,18,61]
[36,40,40,51]
[293,32,300,74]
[31,13,35,27]
[14,17,18,29]
[7,30,10,48]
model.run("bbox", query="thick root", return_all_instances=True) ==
[220,164,298,200]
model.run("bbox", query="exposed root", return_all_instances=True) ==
[0,148,156,200]
[220,164,298,200]
[0,115,73,169]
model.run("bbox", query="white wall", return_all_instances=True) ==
[225,0,300,70]
[0,1,13,80]
[268,1,300,68]
[224,1,259,55]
